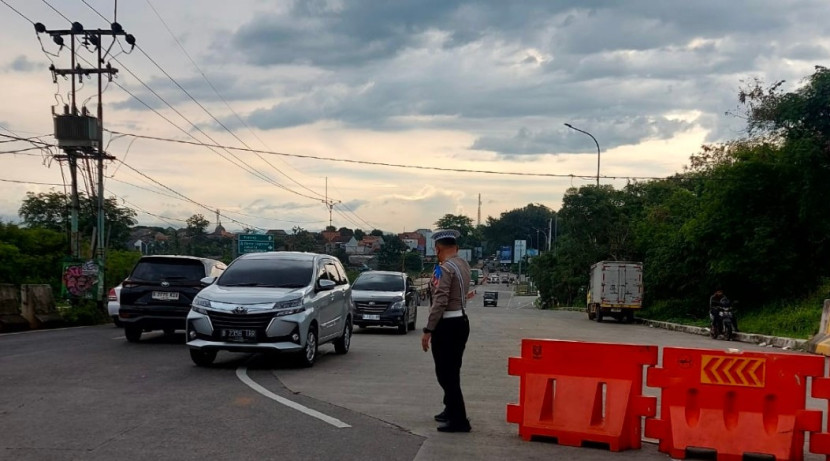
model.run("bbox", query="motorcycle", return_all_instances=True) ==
[710,300,737,341]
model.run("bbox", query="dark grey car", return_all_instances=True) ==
[351,271,418,334]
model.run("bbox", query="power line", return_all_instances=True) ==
[104,130,624,179]
[40,0,71,23]
[78,0,323,203]
[143,0,327,202]
[0,0,34,24]
[0,177,64,186]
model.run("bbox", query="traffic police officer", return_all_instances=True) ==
[421,229,472,432]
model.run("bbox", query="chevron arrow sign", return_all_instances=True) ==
[700,355,766,387]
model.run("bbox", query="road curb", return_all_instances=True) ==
[550,307,807,351]
[638,319,807,351]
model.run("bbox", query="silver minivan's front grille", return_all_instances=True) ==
[208,311,274,329]
[354,302,390,314]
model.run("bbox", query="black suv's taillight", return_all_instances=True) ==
[122,280,140,288]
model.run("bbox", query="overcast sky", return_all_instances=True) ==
[1,0,827,234]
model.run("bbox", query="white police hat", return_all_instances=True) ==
[432,229,461,242]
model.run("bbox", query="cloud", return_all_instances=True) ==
[471,116,695,155]
[4,55,39,72]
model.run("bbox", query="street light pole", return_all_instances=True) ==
[564,123,601,186]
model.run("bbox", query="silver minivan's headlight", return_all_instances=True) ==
[274,298,305,317]
[192,296,211,314]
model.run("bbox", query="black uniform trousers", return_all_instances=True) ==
[430,315,470,423]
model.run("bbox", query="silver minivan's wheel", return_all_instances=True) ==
[298,327,318,367]
[334,320,351,354]
[190,349,217,367]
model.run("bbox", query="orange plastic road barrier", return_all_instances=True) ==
[506,340,657,451]
[646,347,824,461]
[808,377,830,456]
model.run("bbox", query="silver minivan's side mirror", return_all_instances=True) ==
[200,276,217,286]
[318,279,336,291]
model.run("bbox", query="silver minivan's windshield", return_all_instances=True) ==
[352,273,404,292]
[218,258,313,288]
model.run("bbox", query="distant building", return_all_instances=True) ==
[359,235,384,253]
[399,231,425,252]
[416,228,435,256]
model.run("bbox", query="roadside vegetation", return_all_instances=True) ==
[528,66,830,339]
[3,68,830,338]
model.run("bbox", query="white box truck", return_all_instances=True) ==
[586,261,643,323]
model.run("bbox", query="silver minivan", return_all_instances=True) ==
[185,252,353,367]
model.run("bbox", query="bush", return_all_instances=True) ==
[59,300,108,326]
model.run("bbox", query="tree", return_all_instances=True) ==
[369,229,384,237]
[435,214,480,248]
[326,225,337,232]
[376,234,408,271]
[186,214,209,237]
[482,204,555,253]
[338,227,354,237]
[354,229,366,240]
[18,191,137,247]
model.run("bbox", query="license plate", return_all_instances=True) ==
[611,308,622,312]
[221,329,257,342]
[152,291,179,301]
[363,314,380,320]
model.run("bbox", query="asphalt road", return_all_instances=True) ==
[1,285,824,461]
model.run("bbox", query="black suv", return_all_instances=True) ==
[119,255,226,342]
[351,271,418,334]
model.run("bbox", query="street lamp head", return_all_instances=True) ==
[563,123,573,128]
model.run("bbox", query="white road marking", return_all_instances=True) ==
[235,366,351,429]
[112,336,125,340]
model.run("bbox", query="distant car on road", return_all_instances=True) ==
[186,252,353,367]
[107,284,122,326]
[118,255,226,343]
[351,271,418,334]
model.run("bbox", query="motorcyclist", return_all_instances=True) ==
[709,289,725,333]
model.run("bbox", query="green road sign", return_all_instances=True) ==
[237,234,275,254]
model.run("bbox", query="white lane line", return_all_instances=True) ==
[235,366,351,429]
[111,336,125,340]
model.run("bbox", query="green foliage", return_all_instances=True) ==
[435,213,480,248]
[59,299,108,325]
[482,204,554,253]
[18,191,137,245]
[106,250,142,288]
[376,234,412,271]
[528,67,830,336]
[0,222,66,292]
[186,214,210,237]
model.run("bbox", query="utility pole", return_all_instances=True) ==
[324,177,340,229]
[38,20,134,311]
[477,193,481,227]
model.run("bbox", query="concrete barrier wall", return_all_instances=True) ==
[807,299,830,355]
[20,284,61,329]
[0,283,28,331]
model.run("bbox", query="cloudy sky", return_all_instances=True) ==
[0,0,827,233]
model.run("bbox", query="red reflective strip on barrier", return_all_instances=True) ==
[700,355,765,387]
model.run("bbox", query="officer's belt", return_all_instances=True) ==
[443,310,464,319]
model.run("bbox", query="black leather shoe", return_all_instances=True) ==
[437,420,471,433]
[434,411,448,423]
